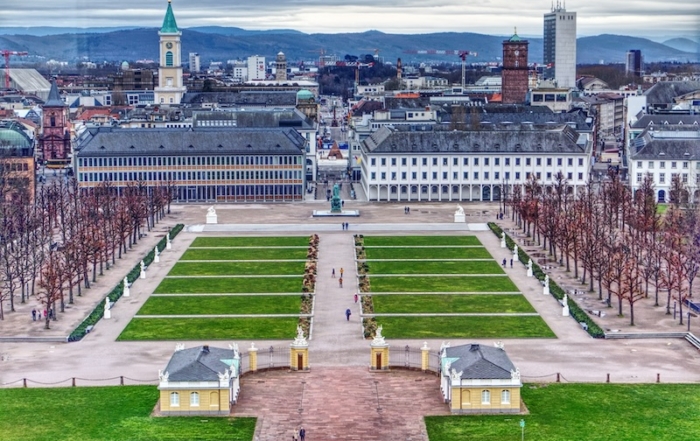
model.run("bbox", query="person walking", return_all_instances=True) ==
[340,267,344,278]
[31,309,36,321]
[332,268,336,278]
[502,258,506,267]
[345,308,351,321]
[339,277,343,288]
[354,293,358,303]
[299,427,306,441]
[510,258,513,268]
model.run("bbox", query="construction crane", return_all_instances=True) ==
[403,49,477,89]
[1,50,29,89]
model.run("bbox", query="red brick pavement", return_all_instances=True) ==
[234,367,449,441]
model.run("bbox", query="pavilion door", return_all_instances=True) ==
[376,353,382,369]
[297,353,304,370]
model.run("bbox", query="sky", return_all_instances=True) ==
[1,0,699,40]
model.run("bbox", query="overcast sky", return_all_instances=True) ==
[2,1,699,39]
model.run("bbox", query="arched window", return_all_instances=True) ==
[50,115,56,127]
[501,390,511,404]
[170,392,179,406]
[190,392,200,406]
[166,51,174,67]
[481,390,491,404]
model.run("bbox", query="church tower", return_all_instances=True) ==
[39,80,71,166]
[501,29,529,104]
[154,0,186,105]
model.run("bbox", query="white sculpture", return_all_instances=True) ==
[140,260,146,279]
[500,232,506,248]
[510,368,521,381]
[250,342,256,350]
[494,341,505,350]
[166,232,172,250]
[123,277,130,297]
[175,343,185,351]
[103,297,111,319]
[217,369,230,382]
[158,369,169,382]
[527,258,533,278]
[206,206,218,224]
[450,368,463,383]
[371,325,387,346]
[543,275,550,296]
[154,246,160,263]
[562,294,570,317]
[454,205,466,223]
[513,245,518,257]
[292,325,308,346]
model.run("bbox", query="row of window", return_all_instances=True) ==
[635,161,696,170]
[636,173,695,184]
[475,390,510,405]
[79,170,303,183]
[170,391,203,407]
[370,171,584,182]
[78,155,302,168]
[370,156,584,167]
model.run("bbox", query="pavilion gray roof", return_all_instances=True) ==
[164,346,233,382]
[75,126,305,157]
[182,91,297,107]
[630,127,700,160]
[362,124,588,155]
[644,81,700,105]
[444,344,515,380]
[630,114,700,129]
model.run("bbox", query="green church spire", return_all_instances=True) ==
[160,0,179,33]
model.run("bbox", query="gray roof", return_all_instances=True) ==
[444,109,592,131]
[644,81,700,105]
[193,108,315,130]
[630,114,700,129]
[4,69,51,99]
[44,80,64,107]
[164,346,233,382]
[182,91,297,107]
[362,124,589,155]
[75,126,306,157]
[444,344,515,380]
[630,127,700,160]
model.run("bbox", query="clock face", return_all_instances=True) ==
[166,42,173,49]
[514,50,520,56]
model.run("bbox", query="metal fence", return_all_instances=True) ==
[389,346,441,375]
[239,345,290,375]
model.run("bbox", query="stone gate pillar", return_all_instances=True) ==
[370,325,389,370]
[290,326,309,371]
[248,343,258,372]
[421,342,430,371]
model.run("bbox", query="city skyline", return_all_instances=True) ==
[1,0,699,40]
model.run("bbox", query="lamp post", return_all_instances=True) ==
[520,419,525,441]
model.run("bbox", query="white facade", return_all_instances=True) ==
[543,3,577,89]
[247,56,266,81]
[189,52,201,73]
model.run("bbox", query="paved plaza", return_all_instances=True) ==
[1,201,699,440]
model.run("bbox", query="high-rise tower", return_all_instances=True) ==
[543,1,576,89]
[501,30,529,104]
[275,52,287,82]
[39,80,71,166]
[154,0,186,105]
[626,50,643,77]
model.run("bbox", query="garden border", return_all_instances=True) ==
[487,222,604,338]
[67,224,184,342]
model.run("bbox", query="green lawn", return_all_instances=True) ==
[154,277,303,294]
[168,261,305,276]
[0,386,255,441]
[191,236,309,247]
[181,248,308,261]
[138,295,301,315]
[119,317,298,340]
[426,383,700,441]
[368,276,518,293]
[375,316,555,338]
[366,260,504,275]
[372,294,535,314]
[362,236,482,246]
[364,247,492,260]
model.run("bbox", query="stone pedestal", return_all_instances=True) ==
[500,238,506,248]
[154,249,160,263]
[543,285,550,296]
[103,298,111,319]
[421,342,430,371]
[563,304,570,317]
[206,207,218,224]
[248,344,258,372]
[140,269,146,279]
[166,235,172,250]
[454,212,466,223]
[527,267,533,278]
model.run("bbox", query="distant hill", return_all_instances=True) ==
[663,38,700,54]
[0,27,696,65]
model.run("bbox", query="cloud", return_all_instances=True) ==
[1,0,699,37]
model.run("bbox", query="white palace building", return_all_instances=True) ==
[359,123,593,202]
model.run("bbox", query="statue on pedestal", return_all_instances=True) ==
[330,183,342,213]
[104,297,111,319]
[123,277,130,297]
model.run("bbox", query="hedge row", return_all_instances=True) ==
[488,223,604,338]
[67,224,185,342]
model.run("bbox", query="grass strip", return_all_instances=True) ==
[137,295,301,315]
[181,248,308,261]
[168,261,305,276]
[366,260,504,275]
[0,386,255,441]
[118,317,298,340]
[372,294,535,314]
[368,276,518,293]
[426,383,700,441]
[191,236,309,247]
[362,236,482,246]
[154,277,303,294]
[364,247,491,260]
[375,315,555,339]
